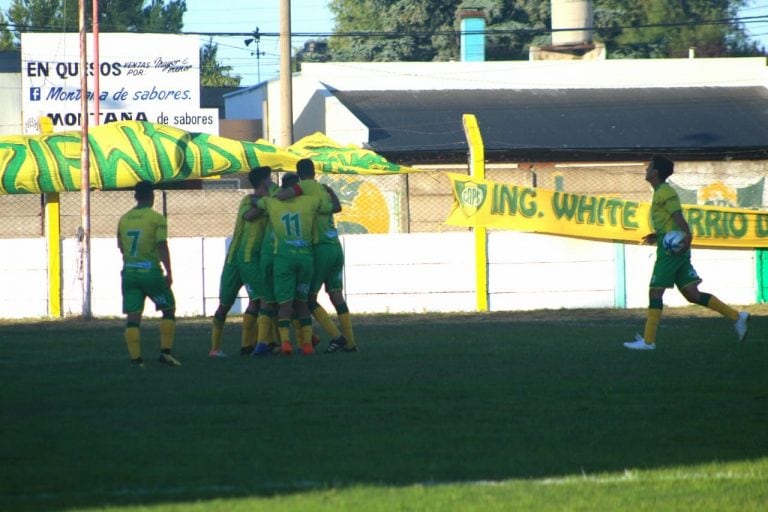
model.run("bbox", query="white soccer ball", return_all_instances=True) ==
[662,230,686,255]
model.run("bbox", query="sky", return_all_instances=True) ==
[181,0,335,86]
[0,0,767,88]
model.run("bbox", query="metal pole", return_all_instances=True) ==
[92,0,100,125]
[79,0,92,319]
[279,0,293,146]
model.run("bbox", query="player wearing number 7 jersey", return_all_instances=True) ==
[117,181,180,367]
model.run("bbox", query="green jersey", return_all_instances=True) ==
[650,183,682,237]
[296,180,340,245]
[117,206,167,271]
[257,194,332,255]
[226,195,268,264]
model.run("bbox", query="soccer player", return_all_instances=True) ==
[249,168,282,356]
[117,181,181,367]
[277,158,358,352]
[624,155,749,350]
[209,166,274,358]
[252,172,333,355]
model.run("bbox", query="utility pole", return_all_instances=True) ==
[279,0,293,146]
[79,0,92,319]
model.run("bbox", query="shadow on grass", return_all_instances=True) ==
[1,307,766,511]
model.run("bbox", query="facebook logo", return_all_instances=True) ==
[29,87,41,101]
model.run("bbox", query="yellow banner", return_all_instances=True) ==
[0,121,422,195]
[288,132,422,175]
[446,173,768,249]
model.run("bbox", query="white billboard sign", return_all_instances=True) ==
[21,33,218,135]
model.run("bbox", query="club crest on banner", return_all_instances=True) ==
[455,180,487,217]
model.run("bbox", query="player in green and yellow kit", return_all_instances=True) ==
[277,158,358,353]
[117,181,180,367]
[252,173,333,355]
[252,173,283,356]
[209,166,274,358]
[624,155,749,350]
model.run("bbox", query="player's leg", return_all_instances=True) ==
[678,264,748,341]
[125,313,143,367]
[294,254,316,355]
[324,247,357,353]
[148,273,180,367]
[273,256,297,355]
[241,260,264,355]
[253,301,279,356]
[210,262,240,357]
[308,245,340,342]
[122,271,144,367]
[326,289,357,353]
[625,253,673,350]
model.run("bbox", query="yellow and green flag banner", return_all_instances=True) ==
[446,173,768,249]
[0,121,421,195]
[288,132,420,175]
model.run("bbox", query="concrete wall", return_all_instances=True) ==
[0,232,756,320]
[0,72,22,136]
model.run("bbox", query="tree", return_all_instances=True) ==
[0,13,16,51]
[1,0,187,45]
[328,0,761,62]
[200,38,241,87]
[595,0,761,57]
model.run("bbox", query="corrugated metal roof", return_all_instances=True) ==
[332,87,768,160]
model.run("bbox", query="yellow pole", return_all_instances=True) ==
[44,193,61,317]
[462,114,488,312]
[40,115,61,317]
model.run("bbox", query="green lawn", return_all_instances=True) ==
[1,307,766,511]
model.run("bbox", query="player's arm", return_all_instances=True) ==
[324,184,342,213]
[116,227,124,254]
[670,210,692,251]
[275,180,302,201]
[157,240,173,287]
[244,194,266,221]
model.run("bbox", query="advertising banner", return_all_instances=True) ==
[21,33,217,135]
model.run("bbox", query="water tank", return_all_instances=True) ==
[458,8,486,62]
[551,0,593,46]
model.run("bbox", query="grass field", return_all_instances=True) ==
[1,306,767,511]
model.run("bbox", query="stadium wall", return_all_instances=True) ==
[0,233,757,319]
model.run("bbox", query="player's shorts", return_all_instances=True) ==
[273,251,314,304]
[311,242,344,295]
[121,268,176,314]
[649,246,701,290]
[260,249,275,304]
[218,259,263,306]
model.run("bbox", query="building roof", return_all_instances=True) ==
[331,86,768,162]
[200,86,243,117]
[0,51,21,73]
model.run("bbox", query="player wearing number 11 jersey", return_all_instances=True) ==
[254,173,333,355]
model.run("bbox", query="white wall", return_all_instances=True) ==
[0,238,48,317]
[0,232,757,319]
[0,73,22,136]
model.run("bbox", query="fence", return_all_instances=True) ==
[0,159,767,319]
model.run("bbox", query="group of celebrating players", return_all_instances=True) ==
[116,158,357,368]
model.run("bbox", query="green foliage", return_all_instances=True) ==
[328,0,762,62]
[200,38,241,87]
[0,13,15,50]
[0,0,187,47]
[1,308,767,511]
[596,0,761,57]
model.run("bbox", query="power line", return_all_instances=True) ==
[0,15,766,40]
